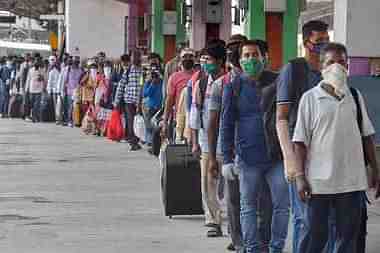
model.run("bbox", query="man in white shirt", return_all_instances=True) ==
[293,43,380,253]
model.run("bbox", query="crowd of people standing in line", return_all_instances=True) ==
[1,19,380,253]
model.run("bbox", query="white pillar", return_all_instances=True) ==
[65,0,128,59]
[334,0,380,75]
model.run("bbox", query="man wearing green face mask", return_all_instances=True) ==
[221,40,289,253]
[189,39,226,238]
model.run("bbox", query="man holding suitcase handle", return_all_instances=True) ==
[189,39,227,238]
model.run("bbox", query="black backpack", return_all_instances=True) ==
[261,58,309,161]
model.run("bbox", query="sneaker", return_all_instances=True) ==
[68,123,73,128]
[226,243,235,251]
[25,117,32,122]
[129,143,142,151]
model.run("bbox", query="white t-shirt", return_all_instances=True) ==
[293,83,375,194]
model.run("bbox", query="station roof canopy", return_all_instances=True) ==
[0,0,332,21]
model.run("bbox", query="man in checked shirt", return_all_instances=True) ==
[114,51,144,151]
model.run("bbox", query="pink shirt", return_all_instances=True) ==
[167,70,194,113]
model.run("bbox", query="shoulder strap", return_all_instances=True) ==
[199,75,209,128]
[232,75,242,117]
[350,87,363,133]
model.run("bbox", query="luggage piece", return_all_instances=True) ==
[161,144,204,217]
[8,94,23,118]
[40,93,55,122]
[151,126,161,157]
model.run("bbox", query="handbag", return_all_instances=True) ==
[106,109,125,142]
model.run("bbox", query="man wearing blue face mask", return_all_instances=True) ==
[221,40,290,253]
[276,20,330,253]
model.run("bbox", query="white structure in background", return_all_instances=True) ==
[334,0,380,57]
[0,11,46,42]
[65,0,128,59]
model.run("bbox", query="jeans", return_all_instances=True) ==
[289,182,306,253]
[239,160,290,253]
[289,182,336,253]
[63,95,73,124]
[257,180,273,251]
[299,191,362,253]
[0,83,10,115]
[143,107,158,144]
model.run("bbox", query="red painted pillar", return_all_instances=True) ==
[163,0,177,62]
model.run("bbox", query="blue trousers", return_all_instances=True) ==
[299,191,362,253]
[239,160,290,253]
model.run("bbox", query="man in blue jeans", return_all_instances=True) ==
[221,40,289,253]
[293,42,380,253]
[275,20,330,253]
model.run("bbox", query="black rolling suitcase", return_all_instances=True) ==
[161,144,204,218]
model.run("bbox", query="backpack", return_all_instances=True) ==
[262,58,309,161]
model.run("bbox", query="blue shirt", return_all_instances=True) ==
[276,61,322,136]
[143,79,163,110]
[221,74,271,166]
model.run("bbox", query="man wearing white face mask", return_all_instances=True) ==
[293,43,380,253]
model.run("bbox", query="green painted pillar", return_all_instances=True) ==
[176,0,186,45]
[244,0,266,40]
[152,0,164,57]
[283,0,300,63]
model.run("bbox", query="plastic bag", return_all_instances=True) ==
[81,106,97,135]
[106,109,125,142]
[55,95,63,121]
[133,114,146,142]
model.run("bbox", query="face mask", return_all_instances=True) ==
[322,63,348,97]
[182,59,194,70]
[240,58,264,78]
[310,42,328,55]
[203,63,218,75]
[104,67,112,79]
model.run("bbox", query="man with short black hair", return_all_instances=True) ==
[190,39,226,238]
[276,20,330,253]
[293,42,380,253]
[222,40,289,253]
